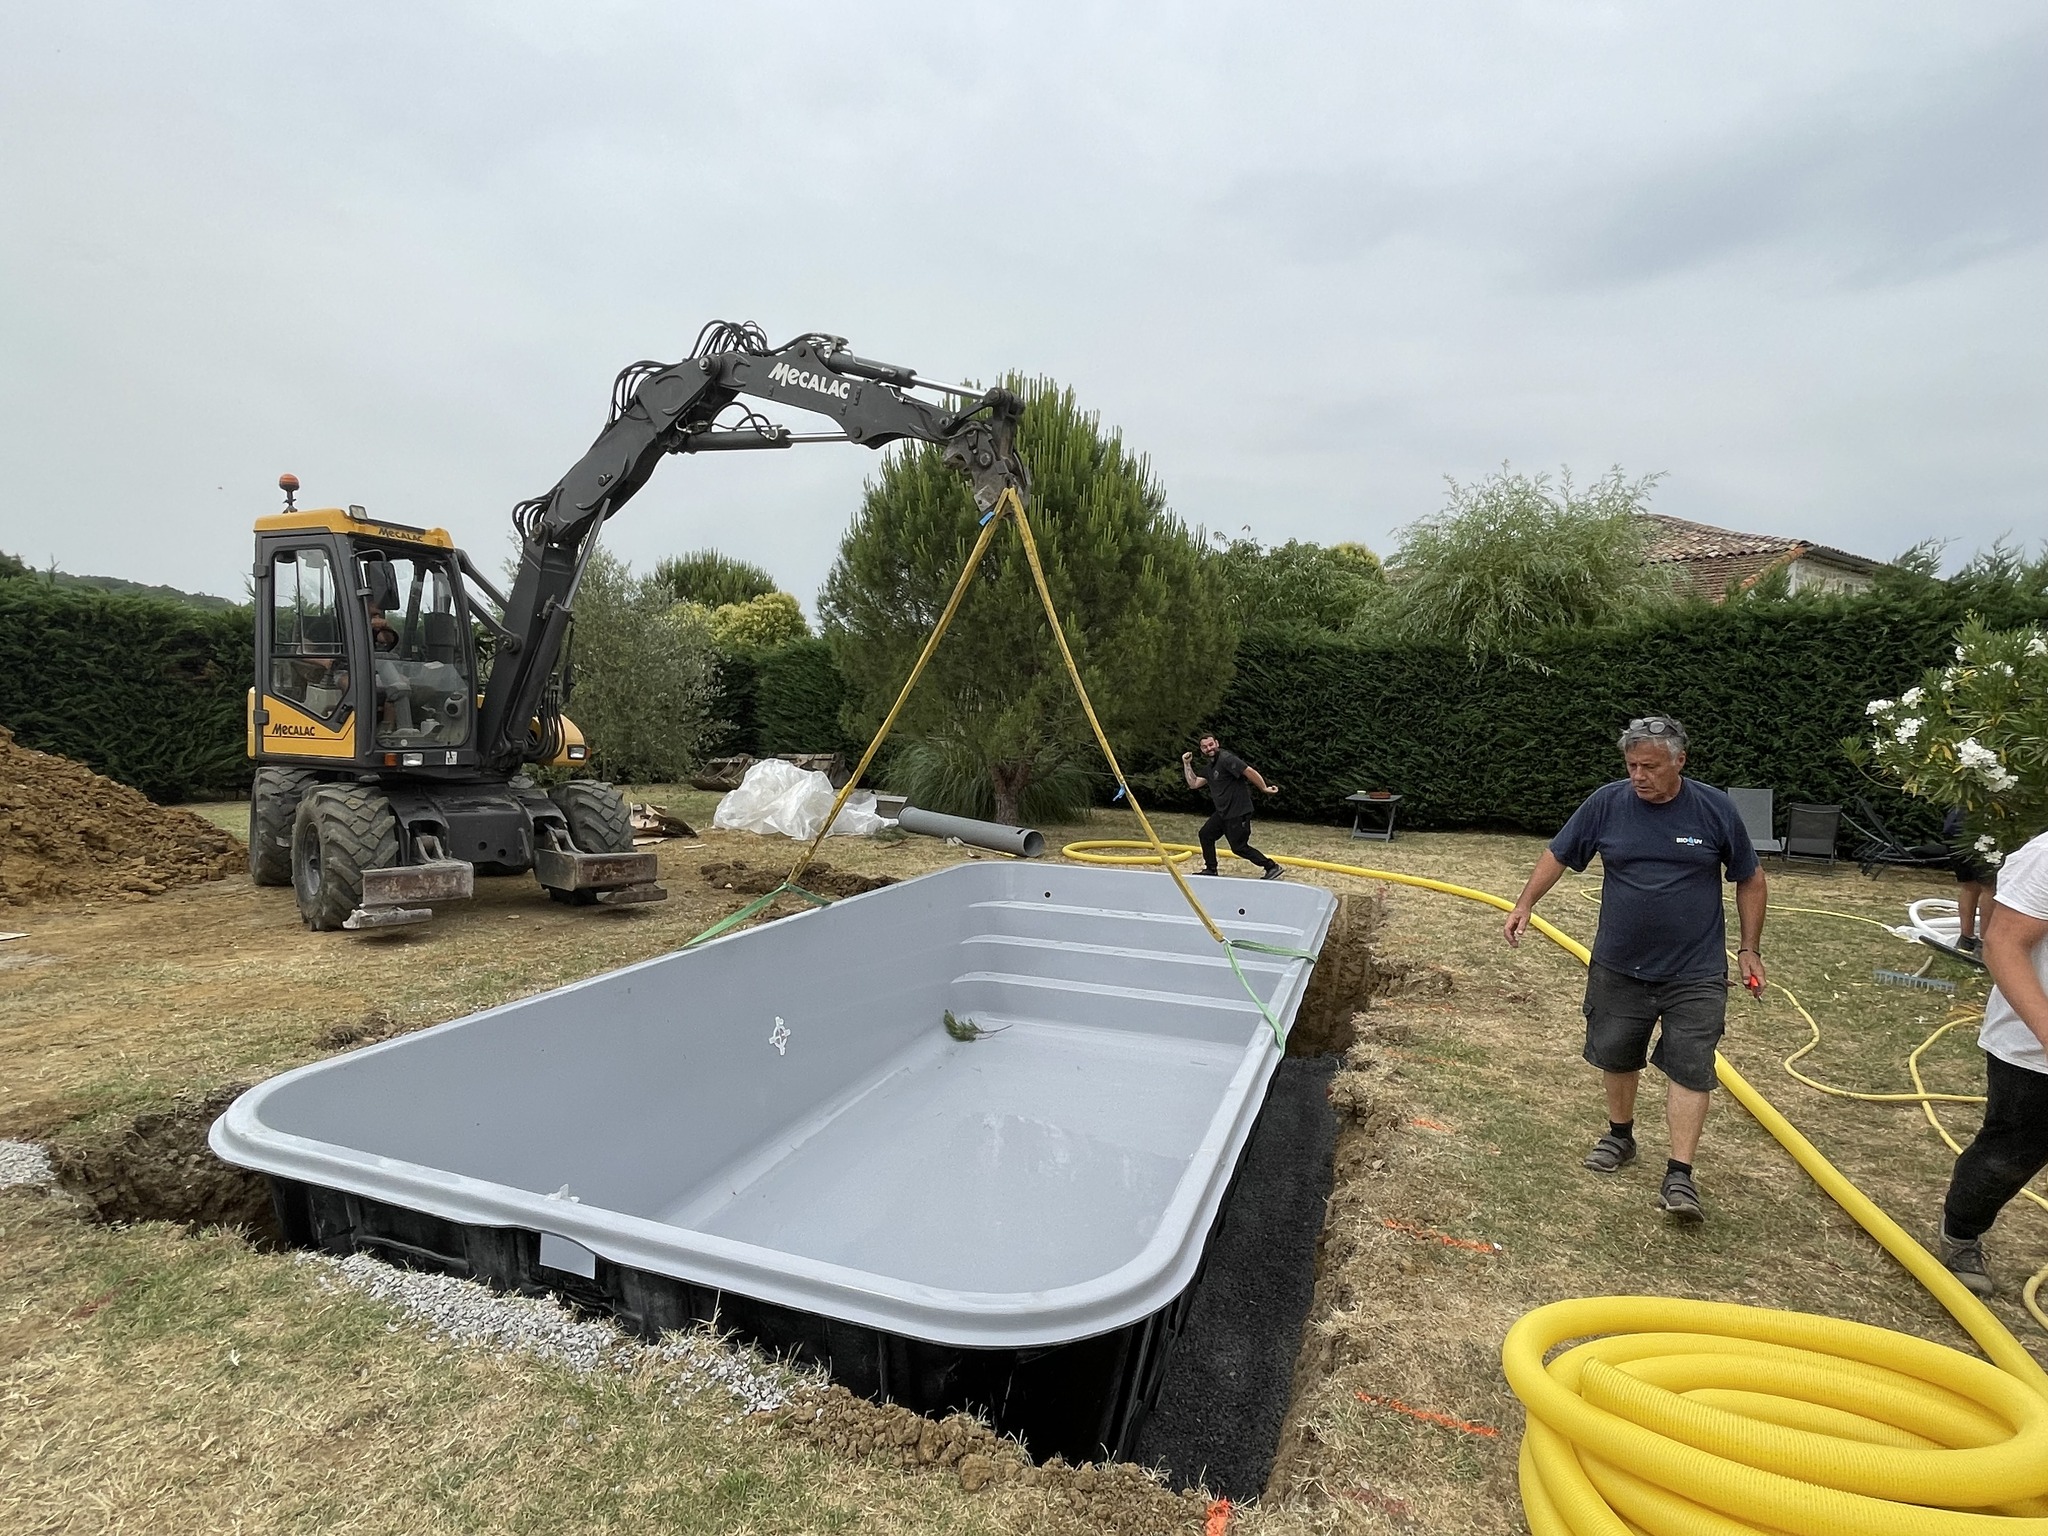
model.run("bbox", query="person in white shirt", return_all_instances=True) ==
[1939,826,2048,1297]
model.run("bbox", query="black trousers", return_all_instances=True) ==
[1943,1051,2048,1241]
[1199,812,1276,873]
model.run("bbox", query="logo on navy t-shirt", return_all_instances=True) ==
[1675,836,1705,846]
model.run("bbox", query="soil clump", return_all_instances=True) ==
[0,727,240,907]
[312,1007,409,1051]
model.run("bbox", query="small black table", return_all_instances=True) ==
[1345,792,1402,842]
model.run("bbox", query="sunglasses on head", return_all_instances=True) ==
[1627,717,1679,734]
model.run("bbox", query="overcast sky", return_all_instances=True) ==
[3,3,2042,608]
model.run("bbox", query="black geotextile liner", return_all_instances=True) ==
[1134,1053,1339,1498]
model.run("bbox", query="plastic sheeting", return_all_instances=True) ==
[710,758,891,840]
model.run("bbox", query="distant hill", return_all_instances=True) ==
[0,549,242,611]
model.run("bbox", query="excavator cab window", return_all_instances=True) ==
[268,546,348,719]
[360,549,474,751]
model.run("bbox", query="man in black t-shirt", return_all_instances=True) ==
[1182,732,1284,880]
[1502,715,1767,1225]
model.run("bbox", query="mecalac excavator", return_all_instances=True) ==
[249,321,1026,930]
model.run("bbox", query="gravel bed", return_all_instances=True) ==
[0,1139,55,1190]
[303,1251,795,1415]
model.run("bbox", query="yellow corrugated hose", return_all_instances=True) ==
[1062,838,2048,1532]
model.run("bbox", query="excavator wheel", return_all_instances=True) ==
[248,767,319,886]
[549,780,633,853]
[544,781,633,905]
[292,785,400,931]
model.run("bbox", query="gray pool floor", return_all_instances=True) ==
[666,1022,1246,1294]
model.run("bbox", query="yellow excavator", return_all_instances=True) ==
[248,320,1026,931]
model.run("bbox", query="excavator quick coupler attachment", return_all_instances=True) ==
[533,845,666,905]
[344,858,477,931]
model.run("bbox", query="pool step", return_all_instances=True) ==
[970,896,1304,947]
[960,932,1291,999]
[950,970,1272,1043]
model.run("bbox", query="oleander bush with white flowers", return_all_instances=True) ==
[1851,620,2048,862]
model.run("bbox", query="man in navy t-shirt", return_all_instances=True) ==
[1502,715,1767,1224]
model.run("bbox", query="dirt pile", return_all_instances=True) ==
[0,727,240,907]
[699,857,897,901]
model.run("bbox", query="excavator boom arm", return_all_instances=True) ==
[475,327,1025,772]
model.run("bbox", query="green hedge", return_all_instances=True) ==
[9,572,2038,832]
[704,651,761,758]
[1210,591,2048,836]
[705,638,856,758]
[0,582,254,802]
[755,639,856,756]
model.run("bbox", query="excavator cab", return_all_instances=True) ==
[252,511,485,772]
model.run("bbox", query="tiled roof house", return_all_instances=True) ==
[1640,514,1883,601]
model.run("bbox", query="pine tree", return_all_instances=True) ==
[819,380,1232,824]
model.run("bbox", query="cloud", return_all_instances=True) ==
[1554,28,2048,288]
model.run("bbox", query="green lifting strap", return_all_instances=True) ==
[681,881,834,949]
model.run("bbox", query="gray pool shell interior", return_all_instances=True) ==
[213,862,1336,1350]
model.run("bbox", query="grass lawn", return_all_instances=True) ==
[3,797,2042,1533]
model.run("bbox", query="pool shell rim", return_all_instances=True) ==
[210,863,1337,1352]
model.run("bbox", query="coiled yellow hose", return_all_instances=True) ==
[1062,839,2048,1532]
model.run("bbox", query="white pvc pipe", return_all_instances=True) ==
[896,806,1046,858]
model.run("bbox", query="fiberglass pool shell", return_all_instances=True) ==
[213,861,1334,1354]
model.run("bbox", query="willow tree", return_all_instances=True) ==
[820,380,1232,824]
[1392,465,1671,664]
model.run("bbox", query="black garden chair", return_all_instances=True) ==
[1842,796,1953,878]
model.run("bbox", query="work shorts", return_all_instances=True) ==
[1581,962,1727,1093]
[1953,854,1997,889]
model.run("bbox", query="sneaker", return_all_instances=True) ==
[1583,1133,1637,1174]
[1658,1169,1704,1224]
[1191,867,1218,877]
[1940,1225,1995,1298]
[1261,865,1286,881]
[1957,935,1983,956]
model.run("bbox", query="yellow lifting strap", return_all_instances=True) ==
[783,484,1232,947]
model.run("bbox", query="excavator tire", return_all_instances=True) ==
[549,780,633,853]
[292,785,400,931]
[248,767,319,886]
[544,781,633,906]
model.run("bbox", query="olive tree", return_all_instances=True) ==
[820,379,1232,824]
[562,548,718,783]
[1209,536,1387,633]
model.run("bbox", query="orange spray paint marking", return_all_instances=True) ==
[1409,1116,1453,1133]
[1355,1391,1500,1438]
[1380,1216,1503,1253]
[1205,1497,1232,1535]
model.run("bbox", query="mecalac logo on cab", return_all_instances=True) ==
[767,360,851,400]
